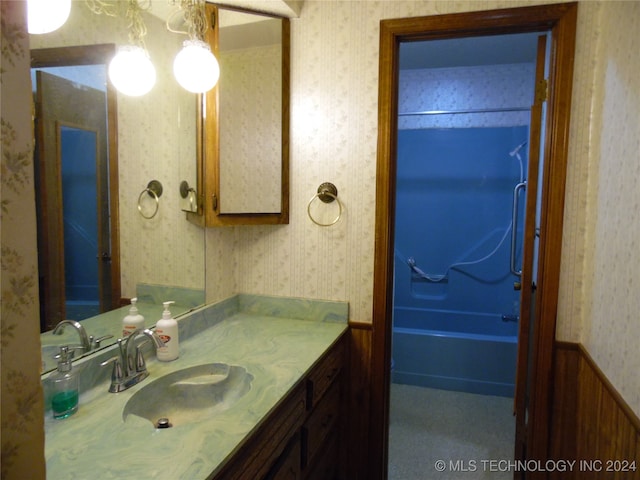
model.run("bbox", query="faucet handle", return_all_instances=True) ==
[100,356,124,384]
[89,334,114,350]
[135,340,151,373]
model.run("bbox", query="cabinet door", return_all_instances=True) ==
[302,380,340,469]
[189,3,290,227]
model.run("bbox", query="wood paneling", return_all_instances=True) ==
[550,342,640,480]
[346,322,373,480]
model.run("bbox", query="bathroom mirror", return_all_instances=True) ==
[188,3,290,226]
[32,1,205,371]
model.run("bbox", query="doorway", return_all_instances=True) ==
[389,32,538,479]
[371,4,578,479]
[32,44,121,332]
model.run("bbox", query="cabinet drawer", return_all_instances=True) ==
[303,431,339,480]
[306,340,343,409]
[266,433,301,480]
[302,379,340,468]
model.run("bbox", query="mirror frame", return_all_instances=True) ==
[31,43,122,331]
[188,3,290,227]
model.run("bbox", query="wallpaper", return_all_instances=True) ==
[1,2,47,478]
[584,1,640,416]
[215,0,551,325]
[219,43,282,214]
[398,63,535,129]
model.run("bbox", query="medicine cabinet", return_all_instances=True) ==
[188,3,290,227]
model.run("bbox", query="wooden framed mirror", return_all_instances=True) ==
[188,3,290,227]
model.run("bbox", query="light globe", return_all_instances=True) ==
[173,40,220,94]
[28,0,72,34]
[108,46,156,97]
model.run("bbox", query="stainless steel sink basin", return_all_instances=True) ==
[122,363,253,428]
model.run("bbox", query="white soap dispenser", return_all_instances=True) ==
[122,297,145,337]
[156,301,179,361]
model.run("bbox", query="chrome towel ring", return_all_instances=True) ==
[138,180,163,219]
[307,182,343,227]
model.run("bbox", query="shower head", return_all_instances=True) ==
[509,141,527,157]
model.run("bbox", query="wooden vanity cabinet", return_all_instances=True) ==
[212,334,346,480]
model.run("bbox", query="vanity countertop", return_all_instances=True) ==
[43,295,348,479]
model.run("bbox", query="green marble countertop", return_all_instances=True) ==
[43,295,348,480]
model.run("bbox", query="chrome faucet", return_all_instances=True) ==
[101,328,165,393]
[52,320,91,353]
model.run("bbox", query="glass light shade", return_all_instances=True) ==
[173,40,220,94]
[28,0,71,34]
[108,46,156,97]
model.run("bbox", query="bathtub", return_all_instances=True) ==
[392,306,518,397]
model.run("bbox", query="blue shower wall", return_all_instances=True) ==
[394,126,528,318]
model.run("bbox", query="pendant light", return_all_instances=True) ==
[170,0,219,94]
[109,45,156,97]
[108,0,156,96]
[173,39,219,93]
[28,0,71,34]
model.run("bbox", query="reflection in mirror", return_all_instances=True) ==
[31,1,205,372]
[192,4,289,226]
[218,9,282,213]
[32,47,120,333]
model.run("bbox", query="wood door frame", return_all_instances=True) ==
[370,3,577,479]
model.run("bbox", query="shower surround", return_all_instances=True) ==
[392,125,528,397]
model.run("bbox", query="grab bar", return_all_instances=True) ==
[511,181,526,277]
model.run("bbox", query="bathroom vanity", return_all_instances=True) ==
[214,334,345,479]
[42,295,348,479]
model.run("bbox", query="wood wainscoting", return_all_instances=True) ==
[550,342,640,479]
[346,321,373,480]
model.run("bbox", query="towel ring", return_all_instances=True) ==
[138,180,163,219]
[307,182,343,227]
[180,180,197,211]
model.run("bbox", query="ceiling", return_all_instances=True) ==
[148,0,303,22]
[400,32,541,70]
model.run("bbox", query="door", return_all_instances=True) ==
[371,4,578,479]
[34,70,114,330]
[513,34,549,473]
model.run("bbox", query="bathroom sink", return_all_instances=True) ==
[122,363,253,428]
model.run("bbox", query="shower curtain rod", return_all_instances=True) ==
[398,106,531,116]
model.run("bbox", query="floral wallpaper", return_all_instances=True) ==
[219,43,283,214]
[1,2,46,478]
[583,0,640,417]
[398,63,535,129]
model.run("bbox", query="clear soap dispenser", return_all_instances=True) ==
[49,346,79,419]
[155,301,179,361]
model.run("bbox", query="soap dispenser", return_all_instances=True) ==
[155,301,179,361]
[122,297,145,337]
[49,346,79,419]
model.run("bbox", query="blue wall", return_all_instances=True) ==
[394,126,528,321]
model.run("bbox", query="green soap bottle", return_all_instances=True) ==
[50,346,79,419]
